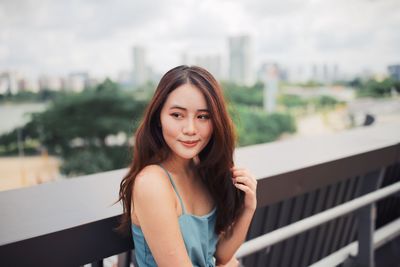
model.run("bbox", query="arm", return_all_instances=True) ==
[133,165,192,267]
[214,167,257,265]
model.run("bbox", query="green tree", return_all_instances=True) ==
[220,82,297,146]
[222,81,263,107]
[30,80,146,155]
[278,94,308,108]
[0,79,148,176]
[357,78,396,98]
[230,105,296,146]
[311,95,340,110]
[60,149,114,176]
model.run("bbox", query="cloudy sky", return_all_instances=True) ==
[1,0,399,80]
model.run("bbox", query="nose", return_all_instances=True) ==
[182,118,196,135]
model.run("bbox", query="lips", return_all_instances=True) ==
[180,140,199,147]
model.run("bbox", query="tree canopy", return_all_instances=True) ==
[0,79,147,175]
[0,79,321,176]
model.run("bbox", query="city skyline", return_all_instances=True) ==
[1,0,399,80]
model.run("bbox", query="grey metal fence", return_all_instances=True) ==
[1,122,399,266]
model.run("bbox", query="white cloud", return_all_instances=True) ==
[0,0,399,79]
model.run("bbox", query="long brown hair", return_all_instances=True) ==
[118,65,244,236]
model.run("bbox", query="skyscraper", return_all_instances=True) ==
[388,64,400,81]
[133,46,148,86]
[66,72,89,92]
[195,55,222,80]
[259,63,279,113]
[0,72,18,94]
[229,35,254,86]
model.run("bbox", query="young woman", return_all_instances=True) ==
[118,65,257,267]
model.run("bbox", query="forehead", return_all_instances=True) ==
[164,84,209,109]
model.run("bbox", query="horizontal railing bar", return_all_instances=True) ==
[236,181,400,258]
[1,122,399,266]
[237,122,400,207]
[309,217,400,267]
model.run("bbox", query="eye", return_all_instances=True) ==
[198,114,210,120]
[171,112,183,119]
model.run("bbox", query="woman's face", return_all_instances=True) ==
[160,83,213,161]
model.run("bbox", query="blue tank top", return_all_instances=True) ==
[131,164,219,267]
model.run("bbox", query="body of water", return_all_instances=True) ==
[0,103,47,134]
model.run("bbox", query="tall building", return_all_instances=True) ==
[332,64,339,81]
[258,62,286,81]
[195,55,222,80]
[66,72,89,92]
[259,63,279,113]
[132,46,148,86]
[39,75,66,91]
[0,71,19,94]
[287,64,309,83]
[322,64,329,82]
[388,64,400,81]
[229,35,254,86]
[308,63,341,83]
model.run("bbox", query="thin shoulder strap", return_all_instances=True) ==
[158,164,186,214]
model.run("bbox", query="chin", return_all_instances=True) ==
[176,151,199,160]
[172,147,202,160]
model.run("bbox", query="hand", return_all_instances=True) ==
[231,166,257,211]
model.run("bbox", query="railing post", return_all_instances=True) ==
[356,168,385,267]
[356,203,376,267]
[117,250,132,267]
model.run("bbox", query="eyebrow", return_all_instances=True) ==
[169,105,210,112]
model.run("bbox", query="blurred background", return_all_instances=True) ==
[0,0,399,191]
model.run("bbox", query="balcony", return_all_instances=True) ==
[1,121,399,267]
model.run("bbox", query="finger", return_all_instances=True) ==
[233,174,257,187]
[231,166,249,173]
[233,182,253,194]
[231,168,257,186]
[232,169,254,179]
[231,168,246,175]
[233,176,256,190]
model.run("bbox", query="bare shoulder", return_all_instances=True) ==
[133,164,173,204]
[132,165,193,266]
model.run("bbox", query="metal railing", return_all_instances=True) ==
[309,217,400,267]
[236,181,400,266]
[1,121,399,266]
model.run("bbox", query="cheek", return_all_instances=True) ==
[161,117,180,138]
[200,122,213,139]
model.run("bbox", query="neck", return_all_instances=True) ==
[162,155,194,180]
